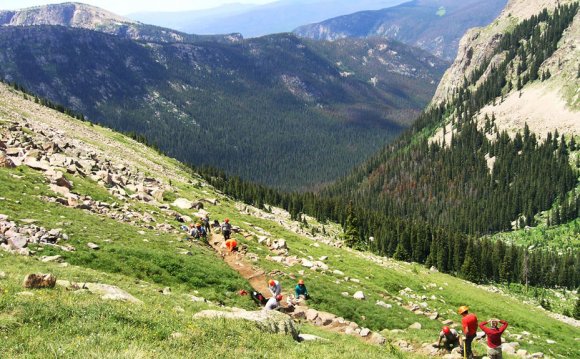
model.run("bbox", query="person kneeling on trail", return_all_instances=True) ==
[251,290,268,305]
[268,279,281,297]
[437,326,462,352]
[191,223,207,241]
[264,294,283,311]
[221,218,232,240]
[479,318,508,359]
[295,279,309,299]
[225,238,238,252]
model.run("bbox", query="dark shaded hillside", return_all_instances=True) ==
[0,26,447,190]
[294,0,507,61]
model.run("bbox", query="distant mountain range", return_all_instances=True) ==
[294,0,508,61]
[0,3,447,190]
[128,0,407,38]
[0,2,241,44]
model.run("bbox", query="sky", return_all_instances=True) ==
[0,0,278,15]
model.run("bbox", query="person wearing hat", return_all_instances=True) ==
[264,294,283,311]
[268,279,281,297]
[221,218,232,240]
[436,326,462,352]
[295,279,309,299]
[479,318,508,359]
[225,238,238,252]
[458,306,478,359]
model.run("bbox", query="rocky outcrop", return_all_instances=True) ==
[433,0,575,104]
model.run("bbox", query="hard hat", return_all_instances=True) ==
[298,279,304,285]
[276,294,283,301]
[225,218,229,223]
[442,326,450,334]
[196,223,201,227]
[268,279,275,286]
[457,306,469,314]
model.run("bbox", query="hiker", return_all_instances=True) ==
[268,279,281,297]
[251,290,268,306]
[225,238,238,252]
[458,306,478,359]
[195,223,207,242]
[295,279,309,299]
[479,318,508,359]
[437,326,462,352]
[221,218,232,240]
[264,294,283,311]
[212,219,220,230]
[203,214,211,234]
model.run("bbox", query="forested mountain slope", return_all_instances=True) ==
[1,80,578,359]
[294,0,507,61]
[0,4,448,191]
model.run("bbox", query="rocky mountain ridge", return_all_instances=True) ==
[0,2,241,44]
[294,0,507,61]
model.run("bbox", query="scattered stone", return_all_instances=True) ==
[305,309,319,321]
[516,349,528,357]
[301,259,314,268]
[442,319,454,325]
[315,312,336,326]
[429,266,438,272]
[193,309,298,339]
[332,269,344,276]
[170,332,183,339]
[319,256,328,261]
[530,353,544,358]
[353,291,365,300]
[40,255,63,263]
[84,283,142,303]
[369,332,386,345]
[87,242,100,250]
[546,339,556,344]
[162,287,172,295]
[23,273,56,289]
[408,322,422,330]
[172,198,194,210]
[341,292,349,297]
[359,328,371,337]
[16,291,35,297]
[429,312,439,320]
[298,334,328,342]
[376,300,392,309]
[188,295,207,303]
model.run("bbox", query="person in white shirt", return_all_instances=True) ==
[264,294,283,311]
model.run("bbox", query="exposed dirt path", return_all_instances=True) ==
[208,233,271,296]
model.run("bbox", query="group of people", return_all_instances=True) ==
[437,306,508,359]
[261,279,310,311]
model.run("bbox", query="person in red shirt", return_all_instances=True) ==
[479,318,508,359]
[458,305,478,359]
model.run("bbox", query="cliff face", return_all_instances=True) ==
[0,2,241,44]
[432,0,577,104]
[0,2,133,28]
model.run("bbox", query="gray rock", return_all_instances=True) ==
[408,322,422,330]
[87,242,100,250]
[353,291,365,300]
[429,312,439,320]
[23,157,50,171]
[83,283,142,304]
[301,259,314,268]
[188,295,207,303]
[359,328,371,337]
[305,308,319,321]
[369,332,386,345]
[194,309,298,339]
[376,300,392,309]
[315,312,336,326]
[530,353,544,358]
[172,198,194,210]
[332,269,344,276]
[298,333,328,342]
[516,349,528,357]
[40,255,63,263]
[7,234,28,249]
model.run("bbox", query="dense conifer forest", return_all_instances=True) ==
[198,3,580,289]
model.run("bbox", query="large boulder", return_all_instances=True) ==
[194,309,298,339]
[23,273,56,289]
[172,198,194,210]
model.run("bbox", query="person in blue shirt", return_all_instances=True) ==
[295,279,309,299]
